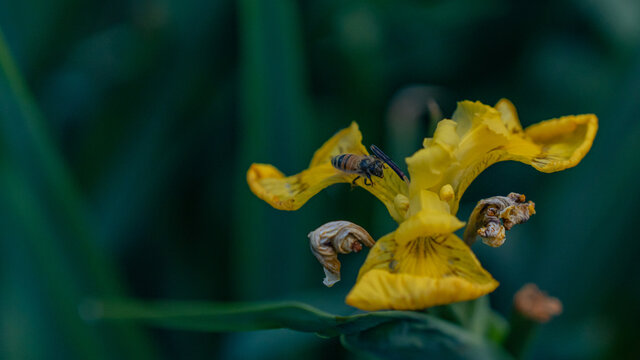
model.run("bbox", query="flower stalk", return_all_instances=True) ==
[504,284,562,358]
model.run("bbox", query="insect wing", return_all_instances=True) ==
[369,145,409,184]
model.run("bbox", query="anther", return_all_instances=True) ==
[439,184,455,202]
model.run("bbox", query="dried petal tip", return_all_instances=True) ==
[463,192,535,247]
[514,283,562,323]
[308,221,375,287]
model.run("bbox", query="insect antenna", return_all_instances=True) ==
[369,144,410,185]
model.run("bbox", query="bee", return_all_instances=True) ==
[331,145,409,186]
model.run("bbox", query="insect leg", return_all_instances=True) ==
[352,176,361,186]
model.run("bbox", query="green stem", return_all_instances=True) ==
[503,311,538,359]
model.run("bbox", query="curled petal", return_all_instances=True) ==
[308,221,375,287]
[519,113,598,173]
[247,122,409,222]
[463,192,536,247]
[248,163,343,211]
[346,232,498,311]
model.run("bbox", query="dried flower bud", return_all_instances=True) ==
[514,283,562,323]
[308,221,375,287]
[463,192,536,247]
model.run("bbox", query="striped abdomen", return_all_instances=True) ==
[331,154,364,174]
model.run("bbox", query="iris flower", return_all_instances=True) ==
[247,99,597,311]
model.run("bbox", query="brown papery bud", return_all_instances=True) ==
[514,283,563,323]
[463,192,536,247]
[308,221,375,287]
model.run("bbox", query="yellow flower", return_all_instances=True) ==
[247,99,597,311]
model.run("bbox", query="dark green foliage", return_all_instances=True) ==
[95,299,511,359]
[1,0,639,359]
[341,319,511,360]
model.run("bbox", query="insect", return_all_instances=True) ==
[331,145,409,186]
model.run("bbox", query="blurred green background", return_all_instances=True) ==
[1,0,639,359]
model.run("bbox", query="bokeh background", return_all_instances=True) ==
[1,0,639,359]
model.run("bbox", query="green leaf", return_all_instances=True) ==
[90,299,430,337]
[341,317,513,360]
[93,298,513,359]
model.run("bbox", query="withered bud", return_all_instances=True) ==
[463,192,536,247]
[308,221,375,287]
[514,283,562,323]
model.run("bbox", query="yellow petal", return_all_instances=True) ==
[405,120,459,198]
[494,98,598,172]
[406,101,509,211]
[455,104,598,195]
[494,98,524,133]
[395,190,465,244]
[406,100,597,213]
[247,163,344,210]
[346,232,498,311]
[247,122,409,221]
[453,100,510,140]
[309,122,368,166]
[519,113,598,172]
